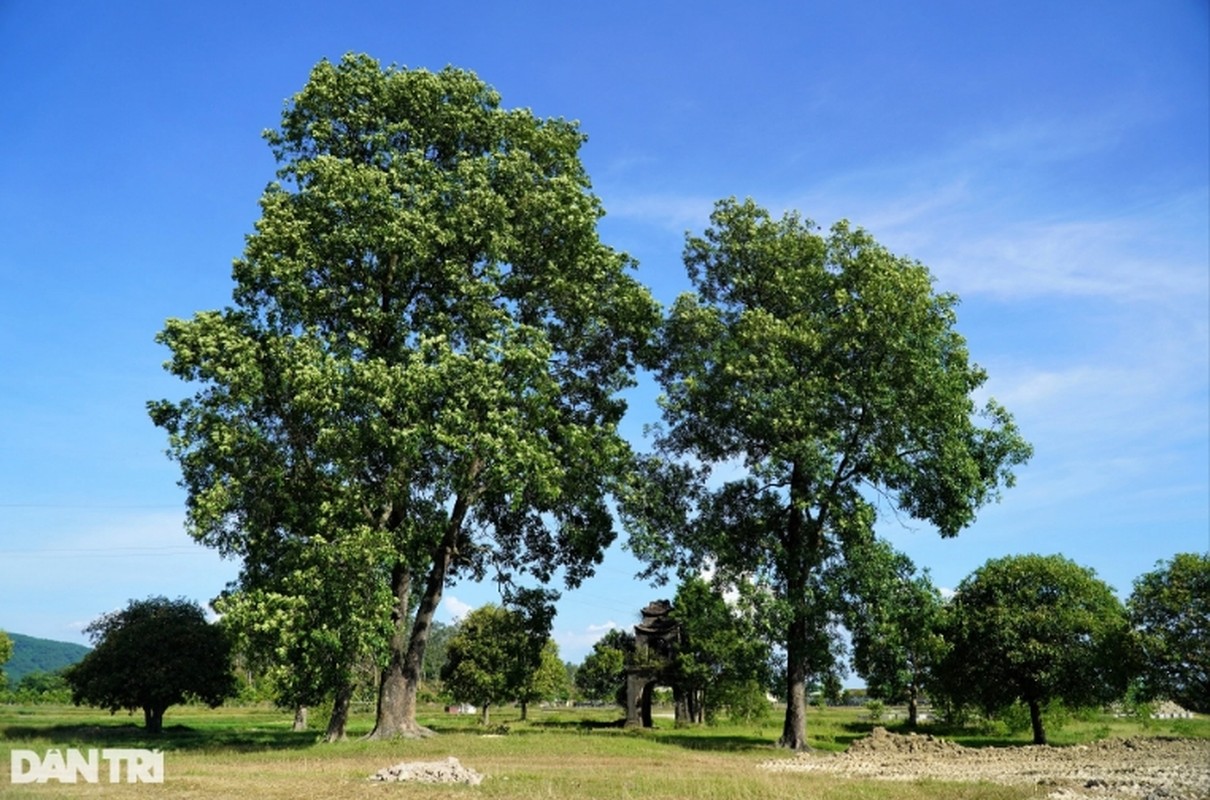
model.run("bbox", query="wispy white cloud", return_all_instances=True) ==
[555,620,619,658]
[441,595,472,622]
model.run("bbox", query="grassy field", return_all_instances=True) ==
[2,702,1206,799]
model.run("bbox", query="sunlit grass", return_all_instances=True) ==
[2,702,1204,799]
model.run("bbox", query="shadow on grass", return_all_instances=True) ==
[649,730,774,752]
[526,717,626,732]
[1,721,318,753]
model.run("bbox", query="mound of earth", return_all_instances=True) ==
[369,756,484,785]
[759,727,1210,800]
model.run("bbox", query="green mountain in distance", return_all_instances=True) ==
[2,632,90,687]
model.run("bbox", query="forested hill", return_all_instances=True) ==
[4,632,90,687]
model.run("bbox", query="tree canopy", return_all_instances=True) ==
[669,577,772,724]
[150,54,659,738]
[574,628,632,705]
[623,198,1031,749]
[1128,552,1209,713]
[841,539,946,728]
[440,603,564,724]
[64,597,235,733]
[938,554,1132,744]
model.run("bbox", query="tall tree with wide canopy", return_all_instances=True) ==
[150,54,659,738]
[624,198,1031,749]
[938,554,1133,744]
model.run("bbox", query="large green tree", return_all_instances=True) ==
[624,198,1031,749]
[150,54,659,738]
[64,597,235,733]
[938,554,1133,744]
[1128,552,1209,713]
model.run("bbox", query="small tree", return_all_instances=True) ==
[1128,552,1209,713]
[669,577,772,724]
[440,605,516,725]
[517,639,570,716]
[574,629,632,705]
[843,539,947,728]
[938,555,1132,744]
[65,597,235,733]
[0,630,11,688]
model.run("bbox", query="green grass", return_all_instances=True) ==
[1,702,1205,799]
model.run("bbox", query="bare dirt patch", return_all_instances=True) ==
[759,727,1210,800]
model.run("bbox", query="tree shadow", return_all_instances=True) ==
[2,721,318,753]
[649,729,774,752]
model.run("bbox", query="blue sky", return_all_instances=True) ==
[1,1,1206,666]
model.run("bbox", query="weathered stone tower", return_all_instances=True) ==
[623,600,681,728]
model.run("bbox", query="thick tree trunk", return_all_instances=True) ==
[368,561,420,738]
[143,705,165,734]
[778,462,814,750]
[480,703,491,726]
[674,685,690,727]
[520,700,529,721]
[368,484,476,739]
[1029,698,1047,745]
[292,705,308,732]
[324,682,353,742]
[779,631,809,749]
[907,686,918,729]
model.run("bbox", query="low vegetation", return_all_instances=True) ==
[1,701,1205,799]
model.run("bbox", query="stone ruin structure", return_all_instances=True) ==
[624,599,682,728]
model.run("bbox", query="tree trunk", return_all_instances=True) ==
[324,682,353,742]
[907,686,918,729]
[520,699,529,721]
[480,703,490,726]
[368,561,419,739]
[779,637,809,749]
[368,484,476,739]
[778,464,813,750]
[292,705,308,732]
[1029,698,1047,745]
[143,705,165,734]
[674,685,690,727]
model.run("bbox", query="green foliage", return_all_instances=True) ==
[0,630,10,686]
[149,53,660,735]
[670,576,773,723]
[574,628,632,704]
[1128,552,1209,713]
[938,554,1133,744]
[842,540,946,725]
[10,671,73,704]
[623,198,1031,749]
[440,603,565,724]
[64,597,236,732]
[864,699,885,721]
[441,606,515,720]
